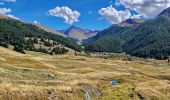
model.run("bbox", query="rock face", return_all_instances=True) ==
[59,26,98,43]
[118,19,145,27]
[80,83,101,100]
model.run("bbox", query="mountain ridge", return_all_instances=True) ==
[158,7,170,18]
[59,25,98,43]
[33,23,66,37]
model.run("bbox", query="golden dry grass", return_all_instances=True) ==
[0,46,170,100]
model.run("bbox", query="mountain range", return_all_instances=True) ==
[58,26,98,43]
[1,7,170,59]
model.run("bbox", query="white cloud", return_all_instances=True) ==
[3,0,16,3]
[0,8,11,14]
[0,2,4,5]
[99,0,170,24]
[48,6,80,25]
[7,14,19,20]
[33,20,39,24]
[131,14,142,19]
[99,5,132,24]
[117,0,170,18]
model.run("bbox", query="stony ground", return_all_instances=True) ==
[0,47,170,100]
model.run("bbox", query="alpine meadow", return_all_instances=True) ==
[0,0,170,100]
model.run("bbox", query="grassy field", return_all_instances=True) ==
[0,47,170,100]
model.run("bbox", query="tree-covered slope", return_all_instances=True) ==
[84,25,131,53]
[85,11,170,59]
[123,17,170,59]
[0,18,83,53]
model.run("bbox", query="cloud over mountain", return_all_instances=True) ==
[99,5,132,24]
[98,0,170,24]
[117,0,170,18]
[7,14,19,20]
[33,20,38,24]
[0,8,11,14]
[49,6,80,25]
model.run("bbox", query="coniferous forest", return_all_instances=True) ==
[84,17,170,60]
[0,18,83,54]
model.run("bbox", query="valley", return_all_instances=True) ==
[0,2,170,100]
[0,46,169,100]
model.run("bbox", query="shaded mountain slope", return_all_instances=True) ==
[84,25,130,52]
[85,7,170,59]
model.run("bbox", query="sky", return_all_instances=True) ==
[0,0,170,30]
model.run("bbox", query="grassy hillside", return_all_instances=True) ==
[34,23,66,37]
[0,46,170,100]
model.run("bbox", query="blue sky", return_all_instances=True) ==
[0,0,170,30]
[0,0,113,30]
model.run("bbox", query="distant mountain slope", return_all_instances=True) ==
[0,14,9,19]
[85,7,170,59]
[0,15,82,54]
[59,26,98,43]
[33,23,66,37]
